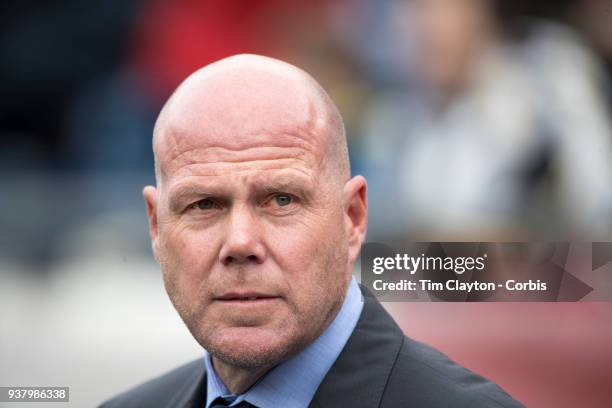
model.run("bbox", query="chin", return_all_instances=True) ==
[202,326,302,369]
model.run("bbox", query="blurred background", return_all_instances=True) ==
[1,0,612,406]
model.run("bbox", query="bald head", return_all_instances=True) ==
[152,54,349,187]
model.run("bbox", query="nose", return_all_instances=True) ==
[218,204,266,266]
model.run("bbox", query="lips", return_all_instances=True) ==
[215,292,280,301]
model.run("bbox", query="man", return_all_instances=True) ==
[101,54,523,407]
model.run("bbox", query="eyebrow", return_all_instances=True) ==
[259,178,310,194]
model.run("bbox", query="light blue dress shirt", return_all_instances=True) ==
[204,276,364,408]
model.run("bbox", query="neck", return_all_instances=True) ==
[211,357,272,395]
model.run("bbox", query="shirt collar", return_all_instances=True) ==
[204,276,364,408]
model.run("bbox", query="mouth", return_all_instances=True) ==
[214,292,281,303]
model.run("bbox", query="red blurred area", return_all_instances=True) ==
[127,0,330,98]
[387,302,612,407]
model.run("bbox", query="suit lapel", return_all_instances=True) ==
[169,362,207,408]
[309,286,404,407]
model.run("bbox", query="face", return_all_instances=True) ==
[143,65,366,369]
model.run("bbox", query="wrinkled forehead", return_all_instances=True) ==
[154,61,331,180]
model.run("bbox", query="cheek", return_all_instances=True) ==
[158,223,220,298]
[267,208,348,293]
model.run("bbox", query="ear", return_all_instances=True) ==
[143,186,160,261]
[343,176,368,266]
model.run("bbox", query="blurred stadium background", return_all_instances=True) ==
[1,0,612,406]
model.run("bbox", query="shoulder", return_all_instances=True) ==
[99,359,205,408]
[382,336,524,408]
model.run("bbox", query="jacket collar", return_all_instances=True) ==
[170,361,206,408]
[309,286,404,407]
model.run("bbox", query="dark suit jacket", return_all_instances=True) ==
[101,287,525,407]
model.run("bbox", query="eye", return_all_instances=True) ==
[262,193,299,213]
[275,194,292,207]
[189,198,216,211]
